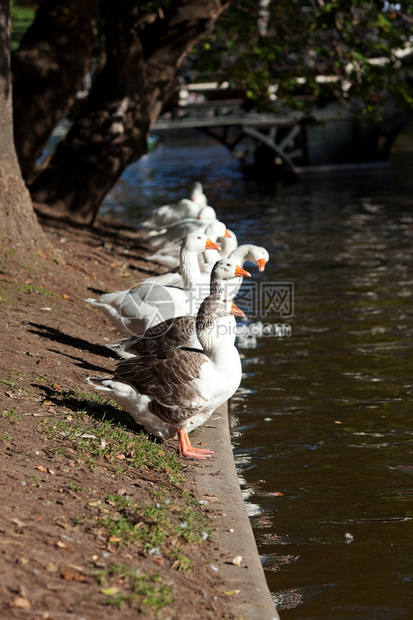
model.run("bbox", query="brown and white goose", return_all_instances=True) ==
[87,294,244,459]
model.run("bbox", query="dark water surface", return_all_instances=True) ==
[102,128,413,618]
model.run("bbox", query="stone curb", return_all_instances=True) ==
[190,403,280,620]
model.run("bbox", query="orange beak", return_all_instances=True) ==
[234,265,251,278]
[230,301,245,318]
[224,229,232,238]
[205,237,221,251]
[256,258,267,272]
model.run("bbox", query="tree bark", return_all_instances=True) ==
[0,0,50,251]
[29,0,233,225]
[12,0,99,181]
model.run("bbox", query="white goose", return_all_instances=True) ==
[141,182,208,229]
[143,207,217,249]
[107,259,251,359]
[87,293,244,459]
[223,244,270,300]
[85,232,220,336]
[144,220,231,288]
[199,228,238,274]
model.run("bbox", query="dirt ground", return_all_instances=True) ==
[0,212,237,620]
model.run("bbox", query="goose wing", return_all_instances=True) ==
[113,350,208,423]
[123,316,196,356]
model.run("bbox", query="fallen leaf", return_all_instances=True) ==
[114,454,126,460]
[224,590,240,596]
[60,293,72,300]
[52,383,60,391]
[100,586,119,596]
[17,557,29,565]
[10,518,26,528]
[88,500,102,507]
[269,491,284,497]
[61,569,88,582]
[56,541,72,550]
[231,556,242,566]
[36,465,48,473]
[42,400,53,407]
[108,536,123,543]
[45,563,58,573]
[54,516,76,531]
[68,564,86,573]
[12,597,31,609]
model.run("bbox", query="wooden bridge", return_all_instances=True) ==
[152,87,410,177]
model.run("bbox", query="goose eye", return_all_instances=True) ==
[197,236,202,239]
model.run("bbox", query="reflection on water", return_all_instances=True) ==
[103,127,413,619]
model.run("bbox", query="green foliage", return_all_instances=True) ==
[185,0,413,118]
[10,1,36,51]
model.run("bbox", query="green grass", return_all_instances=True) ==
[1,372,35,398]
[1,408,23,424]
[34,374,49,384]
[37,402,186,483]
[67,480,83,492]
[93,490,210,568]
[94,565,173,612]
[0,287,16,305]
[18,284,57,297]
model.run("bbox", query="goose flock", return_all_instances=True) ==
[86,182,269,459]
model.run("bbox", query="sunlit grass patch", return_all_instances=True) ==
[37,407,186,484]
[1,408,23,424]
[18,284,57,297]
[89,490,210,568]
[94,564,173,612]
[1,372,35,398]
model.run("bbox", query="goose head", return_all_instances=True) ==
[190,182,207,208]
[196,293,245,332]
[216,229,238,258]
[230,244,270,272]
[211,258,251,282]
[252,247,269,272]
[197,206,217,223]
[204,220,228,242]
[181,232,221,254]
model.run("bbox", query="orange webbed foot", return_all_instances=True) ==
[177,429,214,460]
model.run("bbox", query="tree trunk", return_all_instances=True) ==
[12,0,99,181]
[29,0,233,225]
[0,0,50,251]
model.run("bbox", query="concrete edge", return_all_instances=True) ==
[190,403,279,620]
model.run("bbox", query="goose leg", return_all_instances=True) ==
[177,429,214,460]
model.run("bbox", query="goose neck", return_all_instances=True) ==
[180,247,202,289]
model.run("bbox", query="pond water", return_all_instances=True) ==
[101,127,413,619]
